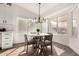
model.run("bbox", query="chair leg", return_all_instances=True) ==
[26,45,28,54]
[51,44,53,55]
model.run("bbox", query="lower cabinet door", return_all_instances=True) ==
[2,42,13,49]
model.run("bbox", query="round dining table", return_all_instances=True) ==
[28,33,49,37]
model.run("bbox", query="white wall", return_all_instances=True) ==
[69,4,79,55]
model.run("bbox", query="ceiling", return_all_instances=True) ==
[15,3,74,18]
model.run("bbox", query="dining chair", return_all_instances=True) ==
[43,33,53,55]
[24,34,37,55]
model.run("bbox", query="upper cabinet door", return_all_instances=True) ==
[5,5,13,25]
[0,4,5,24]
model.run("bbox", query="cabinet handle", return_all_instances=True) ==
[5,20,7,23]
[3,20,4,23]
[5,38,9,39]
[5,43,9,45]
[5,34,9,35]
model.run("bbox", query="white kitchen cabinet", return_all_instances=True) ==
[0,4,14,31]
[0,4,13,25]
[0,32,13,49]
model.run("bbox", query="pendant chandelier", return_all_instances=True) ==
[37,3,45,23]
[38,3,41,23]
[32,3,46,23]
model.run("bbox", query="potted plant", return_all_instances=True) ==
[36,28,40,34]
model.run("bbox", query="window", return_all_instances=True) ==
[57,15,67,34]
[48,15,67,34]
[48,18,57,34]
[17,18,37,33]
[72,16,77,38]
